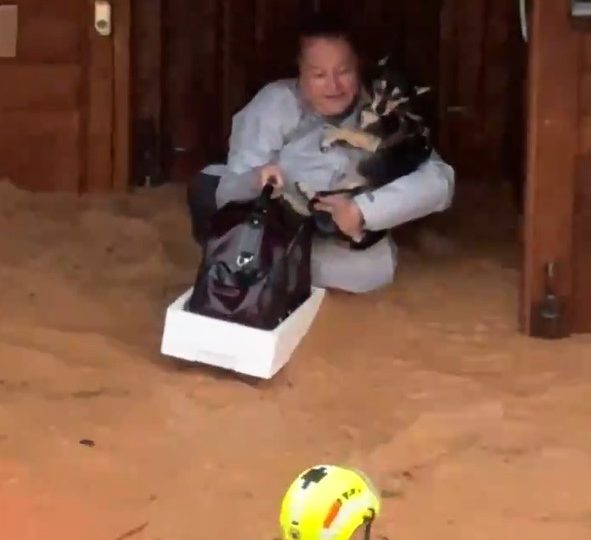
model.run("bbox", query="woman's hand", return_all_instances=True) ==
[259,163,285,194]
[313,194,365,240]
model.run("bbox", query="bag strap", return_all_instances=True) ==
[254,183,274,210]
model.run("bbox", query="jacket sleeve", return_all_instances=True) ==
[214,82,300,207]
[353,150,455,231]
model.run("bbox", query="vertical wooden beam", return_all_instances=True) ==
[504,0,528,212]
[112,0,131,192]
[572,30,591,332]
[85,0,114,192]
[162,0,211,181]
[521,0,579,335]
[131,0,163,187]
[437,0,459,166]
[401,0,440,134]
[198,0,224,164]
[219,0,257,147]
[220,0,232,144]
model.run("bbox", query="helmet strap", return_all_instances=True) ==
[363,508,376,540]
[363,520,373,540]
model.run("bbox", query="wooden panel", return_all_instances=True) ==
[84,0,114,193]
[0,0,129,192]
[154,0,447,181]
[0,0,86,191]
[4,0,84,63]
[148,0,521,185]
[438,0,524,182]
[573,155,591,332]
[521,0,579,335]
[399,0,441,132]
[572,33,591,332]
[441,0,487,173]
[220,0,258,140]
[437,0,456,163]
[195,0,224,163]
[131,0,163,186]
[0,4,18,58]
[112,0,131,192]
[481,0,514,169]
[0,110,80,191]
[255,0,301,82]
[161,0,217,180]
[0,64,80,109]
[132,0,161,120]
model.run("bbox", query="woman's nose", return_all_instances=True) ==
[326,74,341,93]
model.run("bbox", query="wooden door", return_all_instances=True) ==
[438,0,526,183]
[0,0,130,192]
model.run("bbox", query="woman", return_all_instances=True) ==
[188,12,455,293]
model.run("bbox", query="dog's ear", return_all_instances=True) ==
[377,55,389,67]
[414,86,431,95]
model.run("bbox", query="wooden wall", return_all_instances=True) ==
[0,0,130,193]
[0,0,86,191]
[438,0,526,185]
[132,0,443,185]
[131,0,525,189]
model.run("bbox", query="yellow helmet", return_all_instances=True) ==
[279,465,381,540]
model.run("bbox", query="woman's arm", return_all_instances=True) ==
[214,81,300,207]
[353,150,455,231]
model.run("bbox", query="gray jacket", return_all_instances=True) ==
[203,79,455,293]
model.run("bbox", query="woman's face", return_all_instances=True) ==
[298,36,360,117]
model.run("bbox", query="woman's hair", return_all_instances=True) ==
[296,10,358,56]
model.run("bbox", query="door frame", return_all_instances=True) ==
[521,0,579,336]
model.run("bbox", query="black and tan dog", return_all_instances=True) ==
[287,56,434,250]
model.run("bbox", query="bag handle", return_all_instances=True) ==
[260,181,275,202]
[253,179,277,213]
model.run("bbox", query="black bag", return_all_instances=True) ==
[186,184,313,330]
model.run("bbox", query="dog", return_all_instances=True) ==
[286,56,434,250]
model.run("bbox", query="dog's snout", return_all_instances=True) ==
[376,99,387,115]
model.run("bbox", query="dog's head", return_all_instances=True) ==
[360,55,430,129]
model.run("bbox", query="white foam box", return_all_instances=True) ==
[160,287,326,379]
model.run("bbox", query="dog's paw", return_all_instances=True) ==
[282,192,311,216]
[295,181,316,201]
[319,125,340,153]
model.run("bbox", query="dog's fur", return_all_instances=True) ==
[283,56,434,250]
